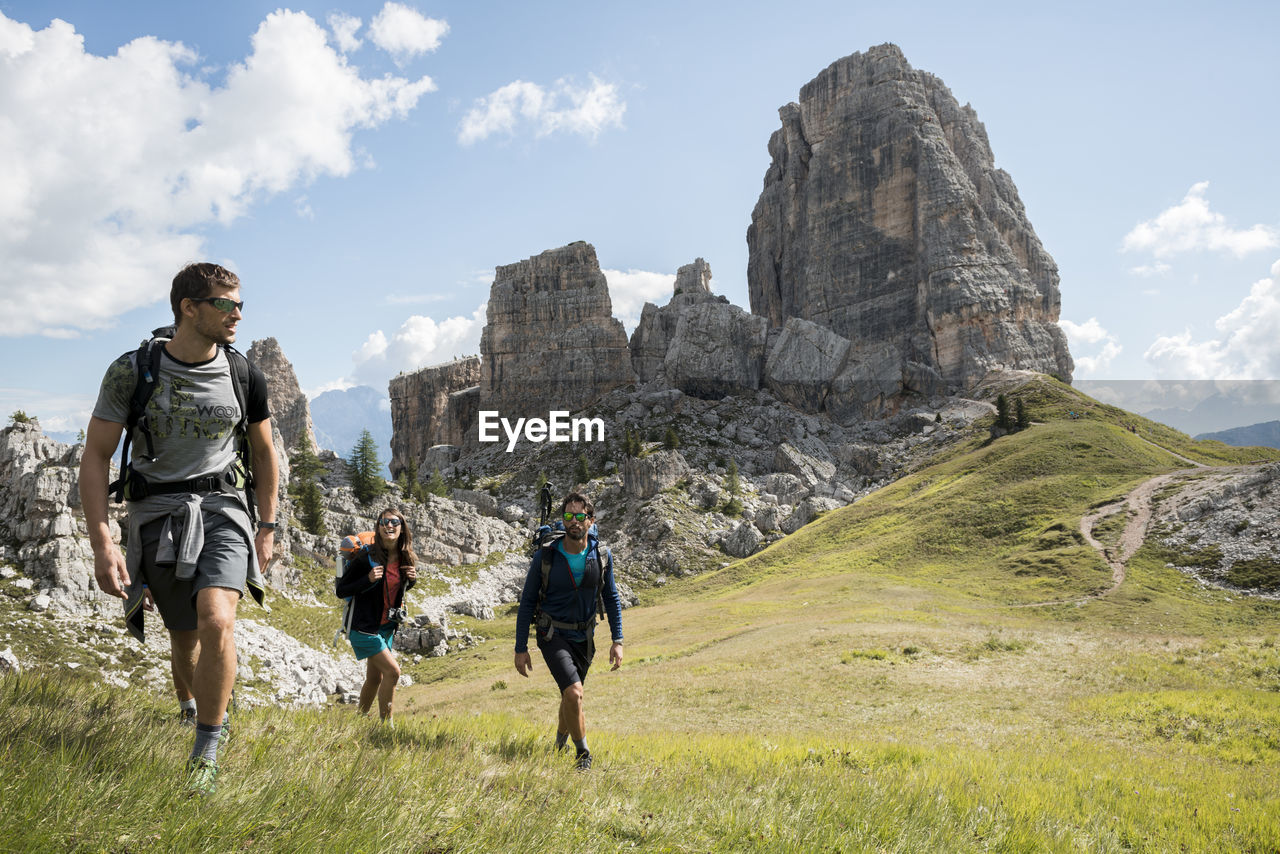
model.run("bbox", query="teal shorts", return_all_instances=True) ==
[349,624,396,661]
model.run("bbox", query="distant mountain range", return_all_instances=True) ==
[310,385,393,477]
[1196,420,1280,449]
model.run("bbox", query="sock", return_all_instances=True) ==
[179,698,196,714]
[555,731,569,750]
[191,723,223,765]
[573,738,589,756]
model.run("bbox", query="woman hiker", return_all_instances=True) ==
[337,507,418,723]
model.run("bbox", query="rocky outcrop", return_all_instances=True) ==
[0,422,106,615]
[629,258,726,383]
[247,338,316,454]
[664,302,769,399]
[623,449,690,499]
[480,242,636,425]
[747,43,1072,416]
[389,357,481,478]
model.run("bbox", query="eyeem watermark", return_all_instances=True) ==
[478,410,605,452]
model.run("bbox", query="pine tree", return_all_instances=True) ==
[289,435,327,535]
[995,394,1013,431]
[1015,399,1031,431]
[663,426,680,450]
[347,429,386,506]
[725,459,741,495]
[288,435,323,500]
[297,477,327,536]
[574,452,591,485]
[427,467,448,497]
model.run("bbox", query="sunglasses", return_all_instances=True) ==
[563,512,591,522]
[378,518,402,528]
[189,297,244,313]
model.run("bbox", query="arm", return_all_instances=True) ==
[79,416,129,598]
[246,418,279,571]
[513,553,542,676]
[336,549,382,599]
[602,550,624,670]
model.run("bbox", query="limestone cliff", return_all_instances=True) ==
[479,242,636,422]
[747,43,1072,414]
[247,338,316,454]
[388,356,481,477]
[629,258,727,383]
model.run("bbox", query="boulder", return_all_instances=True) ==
[623,450,690,499]
[664,302,768,399]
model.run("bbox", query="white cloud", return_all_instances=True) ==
[368,2,447,64]
[1130,262,1171,277]
[1061,317,1122,376]
[603,269,676,333]
[459,76,625,145]
[327,12,362,53]
[1145,259,1280,380]
[0,10,437,338]
[1123,182,1278,259]
[351,303,486,387]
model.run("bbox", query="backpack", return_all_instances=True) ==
[106,325,255,519]
[531,521,611,644]
[333,531,376,646]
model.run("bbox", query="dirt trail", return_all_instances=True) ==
[1017,441,1212,609]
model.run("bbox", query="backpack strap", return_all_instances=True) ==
[222,344,257,524]
[107,335,166,503]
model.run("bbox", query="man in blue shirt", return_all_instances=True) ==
[514,492,623,771]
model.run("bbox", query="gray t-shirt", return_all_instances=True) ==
[93,346,270,484]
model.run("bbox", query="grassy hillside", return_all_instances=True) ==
[3,381,1279,852]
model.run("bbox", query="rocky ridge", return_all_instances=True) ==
[746,43,1072,418]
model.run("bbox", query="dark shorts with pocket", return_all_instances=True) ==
[137,513,249,632]
[537,632,593,693]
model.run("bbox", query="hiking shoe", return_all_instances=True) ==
[575,750,592,772]
[185,758,219,797]
[178,708,197,727]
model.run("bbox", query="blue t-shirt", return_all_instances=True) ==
[557,540,587,586]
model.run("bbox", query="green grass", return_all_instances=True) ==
[5,376,1280,851]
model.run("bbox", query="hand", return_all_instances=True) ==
[142,587,155,612]
[609,642,623,671]
[368,564,384,584]
[254,527,275,571]
[404,565,417,580]
[514,651,532,677]
[92,545,130,599]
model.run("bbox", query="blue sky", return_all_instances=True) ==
[1,0,1278,438]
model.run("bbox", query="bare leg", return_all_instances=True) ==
[192,587,239,727]
[358,658,380,715]
[560,682,585,741]
[169,629,199,702]
[365,649,401,721]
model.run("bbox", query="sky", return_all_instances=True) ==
[1,0,1278,441]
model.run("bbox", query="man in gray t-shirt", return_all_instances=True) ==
[79,262,279,796]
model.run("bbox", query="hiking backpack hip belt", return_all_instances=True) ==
[536,612,597,638]
[119,462,249,502]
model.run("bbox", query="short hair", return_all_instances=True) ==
[560,492,594,517]
[171,263,240,325]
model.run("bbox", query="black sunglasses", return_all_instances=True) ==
[378,518,402,528]
[189,297,244,313]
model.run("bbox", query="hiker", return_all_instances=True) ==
[79,262,278,795]
[336,508,418,723]
[514,492,624,771]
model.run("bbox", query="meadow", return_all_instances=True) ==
[2,381,1278,852]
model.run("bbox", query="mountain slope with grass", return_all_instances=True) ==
[3,378,1279,852]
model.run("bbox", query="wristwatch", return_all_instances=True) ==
[257,521,279,530]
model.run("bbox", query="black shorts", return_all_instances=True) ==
[537,633,593,693]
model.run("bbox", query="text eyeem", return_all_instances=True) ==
[477,410,605,452]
